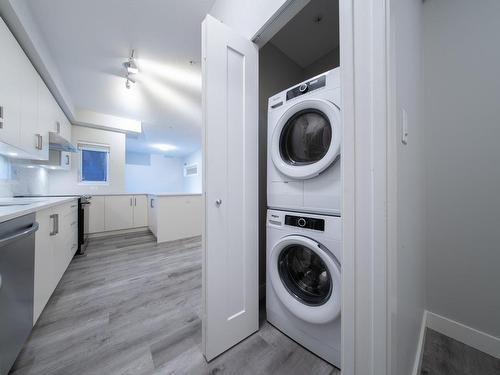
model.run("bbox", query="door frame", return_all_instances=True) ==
[340,0,393,373]
[250,0,393,373]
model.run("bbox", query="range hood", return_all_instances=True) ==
[49,132,77,152]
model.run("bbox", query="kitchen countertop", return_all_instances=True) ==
[147,193,202,197]
[0,197,78,224]
[85,192,202,197]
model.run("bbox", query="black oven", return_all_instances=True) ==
[77,195,91,255]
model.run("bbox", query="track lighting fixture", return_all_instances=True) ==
[124,49,138,89]
[125,74,136,89]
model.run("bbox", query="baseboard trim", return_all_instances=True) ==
[412,310,428,375]
[88,227,149,238]
[426,311,500,360]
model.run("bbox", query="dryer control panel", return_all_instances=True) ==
[286,75,326,101]
[285,214,325,231]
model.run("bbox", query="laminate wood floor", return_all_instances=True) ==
[10,231,339,375]
[420,328,500,375]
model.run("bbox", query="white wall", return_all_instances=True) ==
[303,47,340,79]
[209,0,289,39]
[126,152,184,193]
[182,149,202,193]
[48,125,126,195]
[423,0,500,339]
[391,0,426,374]
[258,42,304,294]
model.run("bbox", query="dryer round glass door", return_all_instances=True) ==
[269,235,341,324]
[271,99,341,179]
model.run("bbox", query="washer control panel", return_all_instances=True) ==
[286,75,326,101]
[285,214,325,231]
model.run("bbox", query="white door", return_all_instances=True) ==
[104,195,134,231]
[202,15,259,361]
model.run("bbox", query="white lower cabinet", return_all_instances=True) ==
[148,196,157,237]
[104,195,134,231]
[87,195,148,234]
[34,200,78,324]
[133,195,148,228]
[148,195,202,243]
[87,196,105,234]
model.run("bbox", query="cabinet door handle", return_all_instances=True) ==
[134,197,137,206]
[66,154,70,165]
[0,105,4,129]
[49,214,59,236]
[35,134,43,150]
[56,121,61,134]
[150,199,154,208]
[130,197,133,206]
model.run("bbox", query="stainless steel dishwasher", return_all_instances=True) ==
[0,213,39,375]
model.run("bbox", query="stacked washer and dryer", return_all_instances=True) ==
[266,68,342,368]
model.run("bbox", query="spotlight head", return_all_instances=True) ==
[124,60,139,74]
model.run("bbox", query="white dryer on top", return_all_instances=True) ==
[267,68,341,216]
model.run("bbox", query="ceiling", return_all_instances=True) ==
[22,0,215,157]
[270,0,339,68]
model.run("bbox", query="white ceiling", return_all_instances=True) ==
[270,0,339,68]
[22,0,215,157]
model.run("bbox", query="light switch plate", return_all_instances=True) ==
[401,109,409,145]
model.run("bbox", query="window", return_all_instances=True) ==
[78,143,110,184]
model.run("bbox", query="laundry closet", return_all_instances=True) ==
[258,0,341,367]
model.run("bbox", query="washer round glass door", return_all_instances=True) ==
[269,235,341,324]
[271,99,341,179]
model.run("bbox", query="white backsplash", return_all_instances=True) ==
[0,155,13,197]
[11,164,49,196]
[0,155,49,197]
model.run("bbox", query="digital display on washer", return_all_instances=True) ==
[285,215,325,231]
[286,75,326,101]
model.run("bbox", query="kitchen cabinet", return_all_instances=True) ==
[87,195,149,234]
[0,18,71,161]
[87,196,105,233]
[132,195,148,228]
[104,195,134,231]
[34,200,78,324]
[148,194,202,243]
[148,196,157,237]
[17,54,40,159]
[55,106,72,142]
[0,19,21,149]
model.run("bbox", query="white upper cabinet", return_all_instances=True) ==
[18,53,43,159]
[0,17,72,161]
[0,18,22,148]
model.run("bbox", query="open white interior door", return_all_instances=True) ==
[201,14,259,361]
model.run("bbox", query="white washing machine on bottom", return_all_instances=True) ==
[266,209,341,368]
